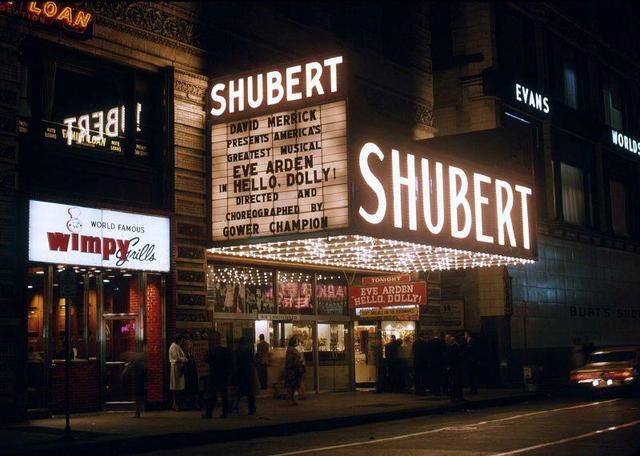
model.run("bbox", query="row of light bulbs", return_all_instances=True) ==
[209,235,535,273]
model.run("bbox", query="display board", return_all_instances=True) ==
[212,100,348,241]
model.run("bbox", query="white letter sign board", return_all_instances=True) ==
[211,100,349,241]
[29,200,170,272]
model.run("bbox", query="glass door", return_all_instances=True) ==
[354,322,379,387]
[101,272,141,404]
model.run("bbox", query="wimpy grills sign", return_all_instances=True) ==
[350,275,427,308]
[28,200,170,271]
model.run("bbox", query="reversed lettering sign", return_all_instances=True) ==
[212,100,348,241]
[349,282,427,308]
[28,200,170,271]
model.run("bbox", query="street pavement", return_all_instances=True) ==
[1,388,534,455]
[143,394,640,456]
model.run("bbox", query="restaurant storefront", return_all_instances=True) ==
[25,200,170,413]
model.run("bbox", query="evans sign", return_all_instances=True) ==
[29,200,170,272]
[515,83,549,114]
[354,139,535,259]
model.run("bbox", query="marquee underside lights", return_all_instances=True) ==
[208,235,535,273]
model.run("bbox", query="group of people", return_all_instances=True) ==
[168,332,308,418]
[384,330,479,401]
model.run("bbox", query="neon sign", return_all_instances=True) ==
[62,103,142,147]
[610,129,640,156]
[0,2,94,35]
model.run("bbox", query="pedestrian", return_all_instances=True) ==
[412,332,428,395]
[385,335,401,392]
[463,331,479,395]
[285,336,305,405]
[203,331,230,419]
[233,337,257,415]
[183,334,200,409]
[122,352,146,418]
[445,334,464,402]
[256,333,270,390]
[426,331,446,395]
[169,334,188,411]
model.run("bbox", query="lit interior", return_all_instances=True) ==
[208,234,535,273]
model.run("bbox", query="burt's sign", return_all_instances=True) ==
[28,200,170,272]
[349,282,427,308]
[1,2,93,37]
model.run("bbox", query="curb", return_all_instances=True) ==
[11,393,541,455]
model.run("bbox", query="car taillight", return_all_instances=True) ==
[606,368,634,379]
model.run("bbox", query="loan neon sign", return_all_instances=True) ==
[25,2,93,34]
[356,142,534,255]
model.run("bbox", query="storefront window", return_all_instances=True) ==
[51,267,86,359]
[381,321,416,358]
[103,273,139,315]
[208,265,275,313]
[316,273,348,315]
[277,271,313,315]
[317,323,346,359]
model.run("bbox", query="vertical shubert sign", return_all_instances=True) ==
[210,56,349,241]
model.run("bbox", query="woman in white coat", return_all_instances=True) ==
[169,334,188,410]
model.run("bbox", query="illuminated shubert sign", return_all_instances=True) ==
[355,140,535,259]
[210,56,344,120]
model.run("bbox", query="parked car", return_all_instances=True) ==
[570,346,639,391]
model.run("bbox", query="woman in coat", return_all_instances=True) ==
[169,334,188,411]
[285,336,305,405]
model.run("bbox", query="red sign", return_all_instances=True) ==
[1,2,94,37]
[349,282,427,308]
[361,274,411,285]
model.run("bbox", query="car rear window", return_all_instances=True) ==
[588,351,636,363]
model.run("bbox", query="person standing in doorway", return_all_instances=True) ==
[203,331,230,419]
[255,334,270,390]
[233,337,257,415]
[463,331,479,395]
[445,334,464,402]
[412,332,428,395]
[169,334,188,411]
[385,335,401,392]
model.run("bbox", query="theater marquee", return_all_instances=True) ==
[210,55,348,242]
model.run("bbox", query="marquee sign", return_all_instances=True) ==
[349,281,427,308]
[352,135,535,260]
[29,200,170,272]
[211,99,348,241]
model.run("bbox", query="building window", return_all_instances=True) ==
[609,180,629,236]
[496,6,537,82]
[603,75,624,130]
[560,162,586,225]
[563,65,578,110]
[551,41,582,111]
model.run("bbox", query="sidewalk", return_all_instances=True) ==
[2,388,538,455]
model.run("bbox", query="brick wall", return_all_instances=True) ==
[50,359,100,412]
[145,277,163,403]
